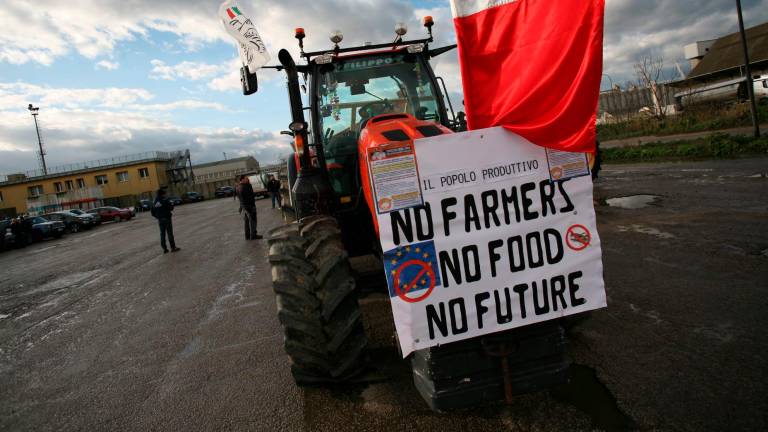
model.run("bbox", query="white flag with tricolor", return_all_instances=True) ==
[218,1,270,71]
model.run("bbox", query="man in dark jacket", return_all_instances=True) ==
[267,175,281,209]
[237,175,261,240]
[152,189,180,253]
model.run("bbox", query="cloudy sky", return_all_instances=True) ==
[1,0,767,175]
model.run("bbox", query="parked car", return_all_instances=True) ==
[181,191,205,203]
[136,199,152,212]
[0,219,13,251]
[70,208,101,225]
[215,186,235,198]
[29,216,66,241]
[5,217,32,248]
[86,206,133,223]
[43,211,95,233]
[167,196,183,206]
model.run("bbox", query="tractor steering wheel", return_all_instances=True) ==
[359,100,396,120]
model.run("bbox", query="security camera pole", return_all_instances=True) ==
[736,0,760,138]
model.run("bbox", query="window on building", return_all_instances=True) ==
[95,175,108,186]
[0,191,4,202]
[54,182,64,193]
[138,167,150,179]
[28,185,44,197]
[116,171,129,183]
[65,180,74,191]
[77,178,86,188]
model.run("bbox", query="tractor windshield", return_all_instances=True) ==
[316,52,441,156]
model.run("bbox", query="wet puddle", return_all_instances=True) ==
[603,195,660,209]
[551,364,636,430]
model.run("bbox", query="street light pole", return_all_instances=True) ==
[27,104,48,175]
[736,0,760,138]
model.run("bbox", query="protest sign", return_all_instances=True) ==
[373,127,606,357]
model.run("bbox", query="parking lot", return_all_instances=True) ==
[1,157,767,431]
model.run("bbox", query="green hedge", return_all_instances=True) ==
[597,102,767,141]
[602,133,768,163]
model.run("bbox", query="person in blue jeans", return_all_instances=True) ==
[152,188,181,253]
[267,175,281,209]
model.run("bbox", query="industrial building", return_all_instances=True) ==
[672,21,768,106]
[0,150,193,218]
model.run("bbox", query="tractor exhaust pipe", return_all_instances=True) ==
[278,49,335,219]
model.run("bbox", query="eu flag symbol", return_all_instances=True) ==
[383,240,442,300]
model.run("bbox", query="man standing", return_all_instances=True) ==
[152,188,180,253]
[237,175,262,240]
[267,175,281,209]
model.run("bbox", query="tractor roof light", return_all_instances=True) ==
[423,16,434,40]
[395,22,408,37]
[295,27,306,53]
[330,30,343,46]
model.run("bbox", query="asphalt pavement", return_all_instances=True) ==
[0,157,766,431]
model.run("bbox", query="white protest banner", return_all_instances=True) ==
[374,127,606,357]
[218,1,270,71]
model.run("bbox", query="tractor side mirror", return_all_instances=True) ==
[240,66,258,95]
[320,105,332,118]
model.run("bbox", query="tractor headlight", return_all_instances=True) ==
[329,30,343,44]
[289,121,307,132]
[407,43,425,53]
[395,22,408,36]
[315,53,334,64]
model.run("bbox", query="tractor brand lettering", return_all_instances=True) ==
[340,57,396,71]
[375,126,606,357]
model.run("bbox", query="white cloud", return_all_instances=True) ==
[95,60,120,70]
[128,100,228,111]
[149,59,225,81]
[0,107,292,174]
[0,83,154,111]
[207,57,244,92]
[0,80,288,174]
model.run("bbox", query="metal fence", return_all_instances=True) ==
[598,84,677,120]
[1,151,174,183]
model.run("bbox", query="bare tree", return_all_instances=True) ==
[634,54,669,120]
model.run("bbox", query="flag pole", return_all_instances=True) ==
[736,0,760,138]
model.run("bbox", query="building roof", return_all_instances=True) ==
[192,156,257,169]
[0,151,178,186]
[688,21,768,79]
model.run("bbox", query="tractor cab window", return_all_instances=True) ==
[317,53,440,157]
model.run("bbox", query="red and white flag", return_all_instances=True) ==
[450,0,605,153]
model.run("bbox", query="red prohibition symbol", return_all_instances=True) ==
[566,224,591,251]
[394,259,436,303]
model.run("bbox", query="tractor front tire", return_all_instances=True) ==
[268,215,367,384]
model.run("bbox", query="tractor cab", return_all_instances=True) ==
[311,46,456,207]
[246,19,465,252]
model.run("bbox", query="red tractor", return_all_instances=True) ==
[246,19,580,409]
